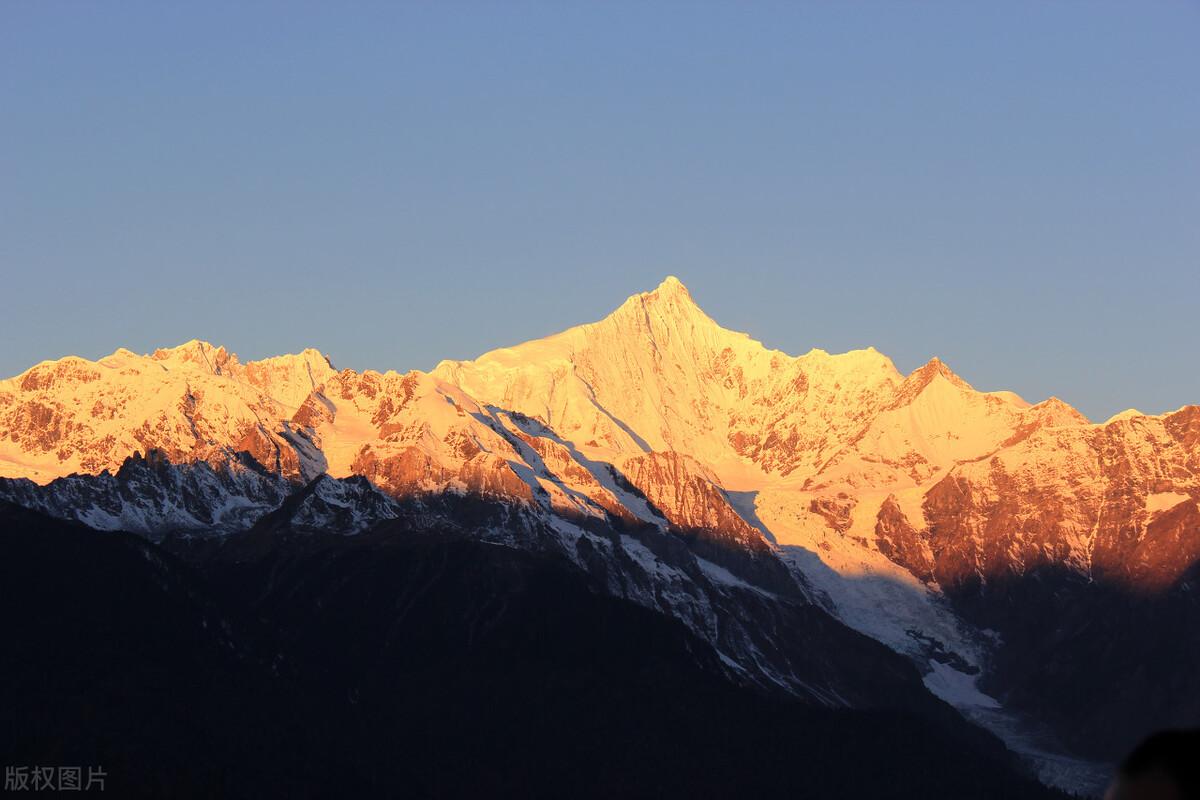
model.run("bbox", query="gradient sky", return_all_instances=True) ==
[2,2,1197,421]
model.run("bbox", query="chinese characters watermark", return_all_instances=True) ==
[4,766,105,792]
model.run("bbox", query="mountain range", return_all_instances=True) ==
[3,276,1197,797]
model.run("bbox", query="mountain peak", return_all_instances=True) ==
[1104,408,1145,425]
[152,340,237,373]
[249,347,335,371]
[651,275,690,297]
[888,357,974,408]
[1028,396,1090,426]
[151,339,223,358]
[909,357,972,389]
[604,276,712,332]
[629,275,697,309]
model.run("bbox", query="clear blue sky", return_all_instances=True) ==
[2,2,1197,421]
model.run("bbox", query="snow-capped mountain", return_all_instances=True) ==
[7,275,1190,601]
[2,276,1197,794]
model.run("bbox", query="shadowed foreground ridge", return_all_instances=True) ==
[0,503,1064,799]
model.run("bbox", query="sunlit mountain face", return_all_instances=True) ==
[3,277,1198,797]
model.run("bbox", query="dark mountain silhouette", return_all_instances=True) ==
[1,502,1066,799]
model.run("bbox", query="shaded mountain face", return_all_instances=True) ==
[0,503,1066,800]
[2,276,1197,794]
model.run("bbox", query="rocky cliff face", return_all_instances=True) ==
[1,276,1196,793]
[916,405,1200,593]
